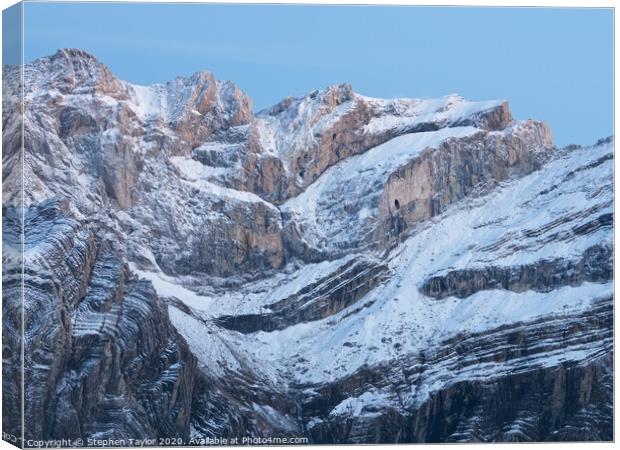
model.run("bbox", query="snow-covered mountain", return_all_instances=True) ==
[2,48,613,444]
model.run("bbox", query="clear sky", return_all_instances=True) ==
[16,3,615,146]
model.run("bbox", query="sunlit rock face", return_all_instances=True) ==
[2,49,612,443]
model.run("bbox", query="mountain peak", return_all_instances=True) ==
[49,47,113,76]
[318,83,354,105]
[23,47,126,98]
[54,47,101,62]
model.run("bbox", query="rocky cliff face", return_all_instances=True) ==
[2,49,613,445]
[3,199,197,443]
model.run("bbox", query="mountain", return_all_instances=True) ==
[2,48,613,444]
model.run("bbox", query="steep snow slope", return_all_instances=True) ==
[281,126,481,250]
[166,139,611,385]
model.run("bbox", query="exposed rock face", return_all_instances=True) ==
[248,85,515,204]
[2,49,613,445]
[375,121,553,246]
[280,121,553,260]
[215,256,390,333]
[421,244,612,299]
[3,200,197,443]
[2,204,23,441]
[163,72,253,150]
[140,181,285,278]
[300,296,612,443]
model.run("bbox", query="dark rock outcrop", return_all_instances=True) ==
[215,256,390,333]
[4,200,197,443]
[299,296,612,443]
[420,244,612,299]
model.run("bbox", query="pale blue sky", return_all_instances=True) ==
[15,3,615,146]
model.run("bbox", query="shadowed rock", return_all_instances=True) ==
[215,256,390,333]
[420,244,612,300]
